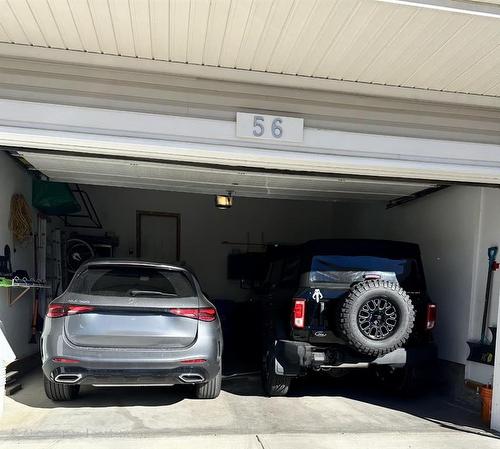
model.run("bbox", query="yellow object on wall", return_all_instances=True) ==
[9,194,32,243]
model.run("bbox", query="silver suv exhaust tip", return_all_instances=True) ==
[54,374,82,384]
[179,373,205,383]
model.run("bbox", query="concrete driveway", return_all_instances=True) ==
[0,368,498,449]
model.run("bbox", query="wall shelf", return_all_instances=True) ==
[0,278,50,306]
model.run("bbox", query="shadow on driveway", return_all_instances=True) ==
[6,364,498,441]
[10,367,185,408]
[223,370,498,439]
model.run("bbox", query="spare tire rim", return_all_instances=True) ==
[357,297,399,340]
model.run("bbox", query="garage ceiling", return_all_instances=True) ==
[0,0,499,98]
[16,151,437,202]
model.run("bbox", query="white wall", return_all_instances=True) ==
[466,188,500,385]
[0,151,36,359]
[79,185,334,302]
[331,187,482,367]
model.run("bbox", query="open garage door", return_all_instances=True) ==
[15,150,442,204]
[4,148,463,372]
[0,144,497,438]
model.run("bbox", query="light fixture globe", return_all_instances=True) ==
[215,192,233,209]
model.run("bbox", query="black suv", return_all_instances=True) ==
[257,239,437,396]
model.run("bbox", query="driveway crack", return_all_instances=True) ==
[256,434,266,449]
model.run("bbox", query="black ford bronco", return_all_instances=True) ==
[257,239,437,396]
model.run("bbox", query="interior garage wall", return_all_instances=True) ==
[467,188,500,385]
[330,187,483,371]
[77,185,335,302]
[0,152,36,359]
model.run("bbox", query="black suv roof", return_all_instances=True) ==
[267,239,421,260]
[302,239,421,259]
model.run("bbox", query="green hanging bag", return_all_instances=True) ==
[32,179,81,215]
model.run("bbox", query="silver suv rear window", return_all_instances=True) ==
[69,265,195,297]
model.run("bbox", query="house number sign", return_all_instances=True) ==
[236,112,304,143]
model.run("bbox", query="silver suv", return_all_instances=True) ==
[41,260,223,400]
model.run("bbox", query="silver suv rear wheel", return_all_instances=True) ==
[43,375,80,401]
[195,364,222,399]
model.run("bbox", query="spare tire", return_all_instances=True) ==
[339,280,415,356]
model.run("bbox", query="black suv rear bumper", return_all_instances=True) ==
[274,340,437,376]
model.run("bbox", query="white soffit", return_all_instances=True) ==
[16,151,436,202]
[0,0,499,100]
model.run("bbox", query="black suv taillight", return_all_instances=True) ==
[426,304,437,330]
[293,299,306,328]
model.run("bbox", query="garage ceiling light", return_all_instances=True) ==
[215,192,233,210]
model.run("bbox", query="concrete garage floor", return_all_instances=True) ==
[0,368,498,449]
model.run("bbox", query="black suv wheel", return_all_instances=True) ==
[262,344,291,396]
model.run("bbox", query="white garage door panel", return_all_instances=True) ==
[24,151,428,194]
[6,128,500,185]
[18,152,436,201]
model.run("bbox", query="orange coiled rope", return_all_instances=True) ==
[9,194,32,243]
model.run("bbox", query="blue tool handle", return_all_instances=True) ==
[488,246,498,263]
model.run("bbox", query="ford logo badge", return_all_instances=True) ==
[314,331,327,337]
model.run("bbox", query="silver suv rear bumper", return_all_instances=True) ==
[41,320,222,385]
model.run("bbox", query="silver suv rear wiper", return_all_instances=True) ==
[129,290,177,297]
